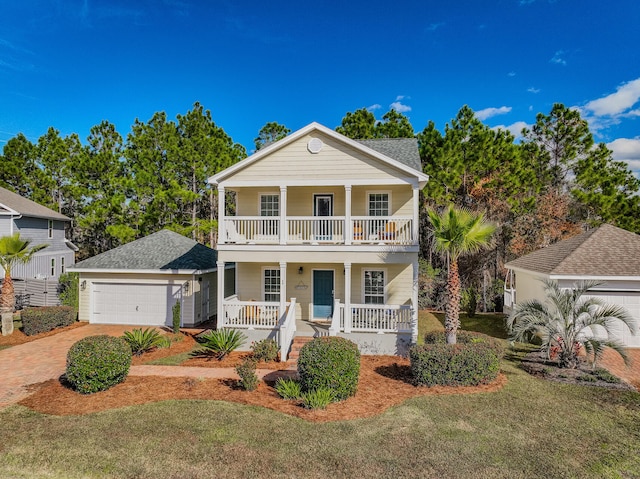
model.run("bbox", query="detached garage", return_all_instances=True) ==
[504,224,640,348]
[69,229,235,327]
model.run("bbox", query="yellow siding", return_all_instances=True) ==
[514,271,547,305]
[230,132,412,183]
[351,185,413,216]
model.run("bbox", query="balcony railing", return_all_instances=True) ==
[223,216,414,245]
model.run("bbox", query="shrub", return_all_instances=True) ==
[297,337,360,401]
[236,358,259,391]
[251,338,279,362]
[301,388,334,410]
[122,328,170,356]
[57,272,79,309]
[199,329,246,360]
[274,377,302,399]
[410,331,503,387]
[593,368,621,384]
[66,335,132,394]
[172,301,181,334]
[21,306,76,336]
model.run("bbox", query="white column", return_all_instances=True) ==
[411,258,419,344]
[344,262,352,333]
[279,261,287,319]
[344,185,352,245]
[279,186,287,245]
[216,260,225,329]
[217,185,226,245]
[412,185,420,244]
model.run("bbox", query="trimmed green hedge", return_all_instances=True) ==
[297,337,360,401]
[21,306,76,336]
[410,331,503,387]
[66,335,132,394]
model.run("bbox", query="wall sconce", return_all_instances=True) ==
[183,282,189,294]
[80,280,86,291]
[298,266,304,275]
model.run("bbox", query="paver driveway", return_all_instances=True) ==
[0,324,136,408]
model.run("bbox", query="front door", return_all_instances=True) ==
[313,270,334,319]
[314,194,333,240]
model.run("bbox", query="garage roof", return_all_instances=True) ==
[505,224,640,277]
[71,229,218,273]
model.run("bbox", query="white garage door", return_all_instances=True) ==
[92,283,181,326]
[586,292,640,348]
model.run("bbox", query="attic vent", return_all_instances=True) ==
[307,138,323,153]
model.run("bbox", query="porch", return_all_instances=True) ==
[218,296,415,360]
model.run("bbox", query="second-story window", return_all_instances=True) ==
[60,257,65,275]
[368,193,389,217]
[260,194,279,216]
[51,258,56,277]
[48,220,53,238]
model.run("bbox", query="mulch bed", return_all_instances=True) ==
[19,355,507,422]
[0,321,87,347]
[520,351,636,391]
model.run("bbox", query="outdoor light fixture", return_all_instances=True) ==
[298,266,304,275]
[80,280,86,291]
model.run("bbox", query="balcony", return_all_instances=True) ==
[222,216,415,246]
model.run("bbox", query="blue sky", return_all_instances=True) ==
[1,0,640,171]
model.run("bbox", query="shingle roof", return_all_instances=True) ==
[0,187,70,221]
[356,138,422,171]
[72,229,217,272]
[505,224,640,277]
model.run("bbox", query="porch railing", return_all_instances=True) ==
[503,288,515,309]
[222,216,414,245]
[221,299,282,328]
[279,298,297,361]
[330,302,412,334]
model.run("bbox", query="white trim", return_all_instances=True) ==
[366,190,392,216]
[217,244,419,254]
[506,265,640,282]
[259,192,280,217]
[67,267,218,275]
[0,202,20,215]
[60,256,65,275]
[50,257,56,277]
[220,178,419,188]
[313,193,334,216]
[262,266,281,302]
[311,268,335,320]
[48,219,53,239]
[207,122,429,186]
[362,267,387,304]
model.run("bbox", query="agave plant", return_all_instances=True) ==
[506,280,638,369]
[199,329,247,360]
[122,328,170,356]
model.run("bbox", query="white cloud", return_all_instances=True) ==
[507,71,516,77]
[475,106,512,120]
[527,87,540,94]
[395,95,409,101]
[390,101,411,113]
[425,22,444,32]
[584,78,640,117]
[529,105,533,111]
[493,121,530,139]
[519,0,535,5]
[367,104,381,111]
[608,137,640,161]
[550,50,566,65]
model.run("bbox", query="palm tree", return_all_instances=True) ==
[506,280,638,369]
[0,233,47,335]
[427,205,496,344]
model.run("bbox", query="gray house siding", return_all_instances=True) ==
[13,217,68,251]
[10,250,75,280]
[0,217,12,236]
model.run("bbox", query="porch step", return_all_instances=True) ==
[286,336,315,364]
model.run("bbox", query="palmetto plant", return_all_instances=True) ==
[506,280,638,369]
[199,329,247,360]
[0,233,47,335]
[122,328,170,356]
[427,205,495,344]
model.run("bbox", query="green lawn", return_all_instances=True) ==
[1,312,639,478]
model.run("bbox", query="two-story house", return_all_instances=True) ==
[208,123,428,358]
[0,186,76,281]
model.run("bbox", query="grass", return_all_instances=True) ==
[418,310,508,343]
[1,311,639,478]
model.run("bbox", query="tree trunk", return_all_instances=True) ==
[0,270,15,312]
[445,259,461,344]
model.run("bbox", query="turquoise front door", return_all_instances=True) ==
[313,270,334,319]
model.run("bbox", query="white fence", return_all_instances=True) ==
[331,302,412,333]
[221,299,282,328]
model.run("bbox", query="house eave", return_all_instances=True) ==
[67,267,217,275]
[506,264,640,282]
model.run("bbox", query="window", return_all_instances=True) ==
[48,220,53,238]
[364,270,385,304]
[260,194,279,216]
[368,193,389,217]
[263,268,281,302]
[60,257,65,274]
[50,258,56,277]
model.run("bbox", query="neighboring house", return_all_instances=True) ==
[504,223,640,348]
[0,187,76,286]
[69,229,235,327]
[208,122,429,358]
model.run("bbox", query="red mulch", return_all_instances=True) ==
[0,321,87,347]
[19,355,507,422]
